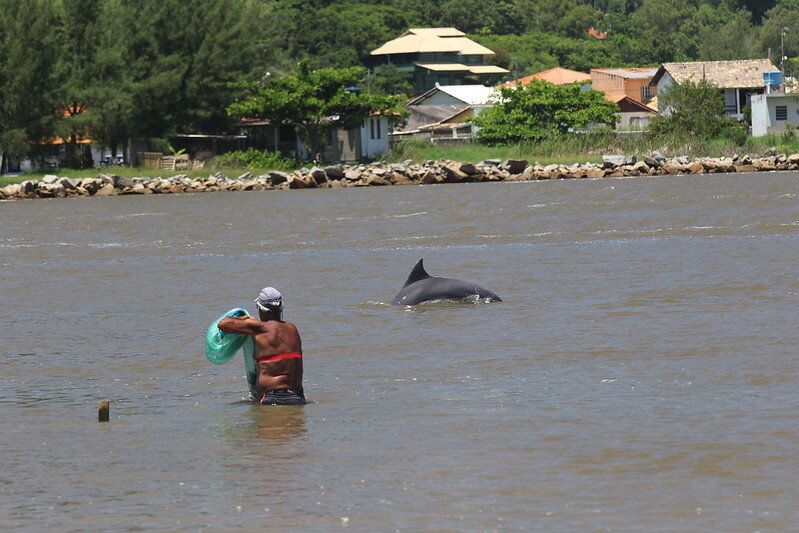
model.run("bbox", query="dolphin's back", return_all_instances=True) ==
[401,258,431,287]
[392,259,502,305]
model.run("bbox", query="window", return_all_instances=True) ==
[776,105,788,121]
[278,124,296,143]
[640,85,653,101]
[370,118,381,140]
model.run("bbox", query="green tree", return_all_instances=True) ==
[695,7,759,61]
[64,0,265,159]
[370,63,413,95]
[271,3,410,68]
[55,0,102,168]
[630,0,699,63]
[732,0,777,23]
[592,0,643,16]
[438,0,525,35]
[228,62,407,159]
[532,32,624,71]
[648,79,745,138]
[473,79,619,144]
[471,33,560,79]
[555,4,602,38]
[117,0,263,136]
[518,0,600,34]
[0,0,61,171]
[760,2,799,75]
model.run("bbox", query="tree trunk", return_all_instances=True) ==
[64,132,81,169]
[311,127,320,163]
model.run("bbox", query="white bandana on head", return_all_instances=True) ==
[254,287,283,313]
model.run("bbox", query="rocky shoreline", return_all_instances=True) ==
[2,152,798,200]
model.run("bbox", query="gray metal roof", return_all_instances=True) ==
[403,104,468,131]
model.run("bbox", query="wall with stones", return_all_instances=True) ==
[3,151,798,201]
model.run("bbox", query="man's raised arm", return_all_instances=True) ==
[217,316,264,336]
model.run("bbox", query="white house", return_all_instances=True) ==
[650,59,777,120]
[408,84,497,107]
[396,84,498,140]
[751,92,799,136]
[238,115,391,162]
[354,115,391,159]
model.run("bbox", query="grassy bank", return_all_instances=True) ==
[0,148,299,188]
[0,165,292,188]
[386,132,799,165]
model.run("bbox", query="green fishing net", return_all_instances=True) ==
[205,308,258,398]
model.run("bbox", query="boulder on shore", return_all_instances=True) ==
[503,159,528,174]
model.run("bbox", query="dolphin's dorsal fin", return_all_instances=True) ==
[403,258,430,287]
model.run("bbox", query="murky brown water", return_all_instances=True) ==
[1,172,798,531]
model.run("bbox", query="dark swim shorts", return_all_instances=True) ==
[260,389,306,406]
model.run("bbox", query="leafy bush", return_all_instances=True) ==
[209,149,296,171]
[473,79,619,145]
[648,79,746,140]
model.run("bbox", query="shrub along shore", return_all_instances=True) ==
[2,152,799,201]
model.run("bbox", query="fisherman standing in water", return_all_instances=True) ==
[217,287,305,405]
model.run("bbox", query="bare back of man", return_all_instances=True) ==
[218,314,304,403]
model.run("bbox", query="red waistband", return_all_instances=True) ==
[256,352,302,363]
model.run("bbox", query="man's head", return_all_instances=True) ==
[255,286,283,320]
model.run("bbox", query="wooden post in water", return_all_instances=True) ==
[98,400,110,422]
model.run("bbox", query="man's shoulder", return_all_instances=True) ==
[262,319,296,329]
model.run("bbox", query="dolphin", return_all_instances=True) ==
[391,259,502,305]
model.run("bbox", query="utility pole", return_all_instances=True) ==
[782,26,789,73]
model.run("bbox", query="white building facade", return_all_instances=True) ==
[751,93,799,137]
[358,116,391,159]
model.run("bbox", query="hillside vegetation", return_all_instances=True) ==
[0,0,795,172]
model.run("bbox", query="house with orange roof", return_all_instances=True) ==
[501,67,590,87]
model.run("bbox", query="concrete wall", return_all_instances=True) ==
[330,129,359,162]
[617,112,654,129]
[591,71,626,97]
[623,77,654,104]
[655,72,676,114]
[359,117,390,159]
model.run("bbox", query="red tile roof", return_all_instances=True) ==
[501,67,590,87]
